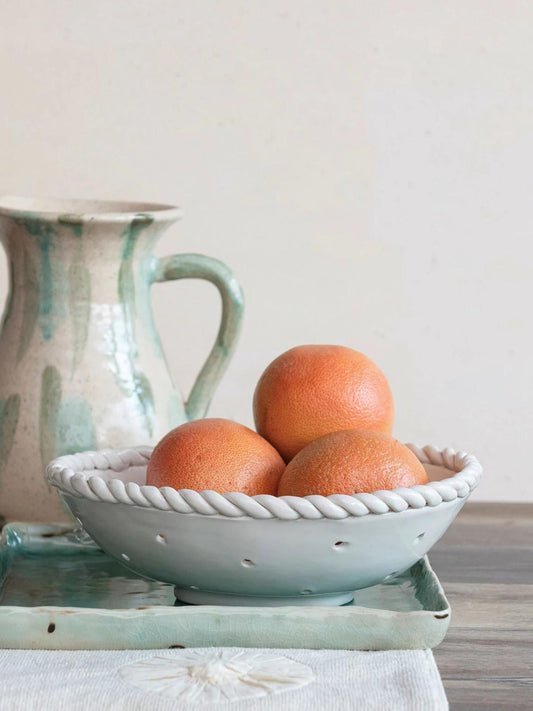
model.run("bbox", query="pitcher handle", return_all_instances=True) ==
[152,253,244,421]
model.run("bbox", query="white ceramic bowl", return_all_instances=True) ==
[47,444,482,606]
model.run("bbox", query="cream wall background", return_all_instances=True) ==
[0,1,530,501]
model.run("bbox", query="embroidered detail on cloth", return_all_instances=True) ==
[118,649,314,703]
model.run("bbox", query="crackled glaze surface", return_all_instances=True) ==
[0,197,244,522]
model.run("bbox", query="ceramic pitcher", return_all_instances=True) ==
[0,196,244,522]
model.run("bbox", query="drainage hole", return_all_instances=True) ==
[121,553,130,561]
[156,534,166,544]
[241,559,255,568]
[333,541,349,549]
[47,623,55,633]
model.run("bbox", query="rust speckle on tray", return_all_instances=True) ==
[434,613,449,619]
[168,644,186,649]
[47,623,56,633]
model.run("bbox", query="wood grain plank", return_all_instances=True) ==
[449,503,532,520]
[431,503,533,710]
[434,518,533,547]
[438,583,533,629]
[429,546,533,585]
[442,679,533,711]
[435,632,533,677]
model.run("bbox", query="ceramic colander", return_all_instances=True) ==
[46,444,482,606]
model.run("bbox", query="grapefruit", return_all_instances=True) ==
[253,345,394,461]
[277,429,428,496]
[146,418,285,496]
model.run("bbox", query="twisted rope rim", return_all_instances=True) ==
[46,444,482,521]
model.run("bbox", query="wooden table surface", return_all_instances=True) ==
[430,502,532,710]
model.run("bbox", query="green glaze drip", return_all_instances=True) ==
[39,365,97,467]
[36,224,54,338]
[16,246,40,362]
[140,257,164,358]
[216,339,229,359]
[16,215,66,341]
[0,394,20,477]
[58,217,91,373]
[118,214,154,332]
[103,215,157,437]
[133,372,155,434]
[120,215,163,357]
[39,365,62,470]
[58,214,83,239]
[56,395,97,455]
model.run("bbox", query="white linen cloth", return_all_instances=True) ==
[0,648,447,710]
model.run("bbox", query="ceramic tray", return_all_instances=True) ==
[0,522,450,651]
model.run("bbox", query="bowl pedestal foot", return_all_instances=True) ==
[174,588,355,607]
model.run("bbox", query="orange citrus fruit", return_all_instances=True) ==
[277,429,428,496]
[146,418,285,495]
[253,345,394,461]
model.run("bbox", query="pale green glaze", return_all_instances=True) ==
[0,524,451,650]
[0,395,20,478]
[39,366,97,467]
[58,214,83,239]
[112,215,157,437]
[120,214,164,359]
[132,372,155,438]
[68,261,91,373]
[17,246,39,363]
[15,215,67,341]
[56,396,97,455]
[62,217,91,374]
[140,253,164,358]
[118,215,148,326]
[39,365,62,472]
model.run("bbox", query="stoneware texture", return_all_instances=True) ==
[0,196,244,523]
[46,443,482,606]
[0,522,451,650]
